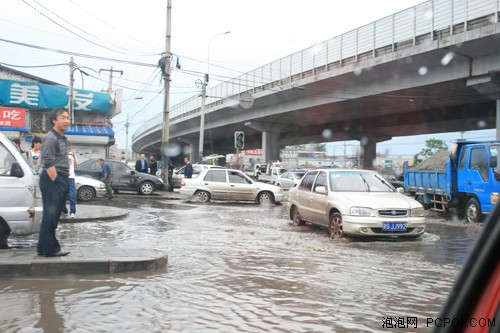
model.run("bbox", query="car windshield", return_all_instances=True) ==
[329,171,394,192]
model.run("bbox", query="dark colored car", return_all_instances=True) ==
[76,159,165,195]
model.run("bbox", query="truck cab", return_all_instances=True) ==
[0,133,42,248]
[454,141,500,221]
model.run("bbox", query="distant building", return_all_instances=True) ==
[0,64,117,161]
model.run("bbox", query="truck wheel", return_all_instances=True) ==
[465,198,483,224]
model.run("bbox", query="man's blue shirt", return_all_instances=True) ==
[101,161,111,176]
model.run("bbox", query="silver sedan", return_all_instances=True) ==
[180,168,283,205]
[275,171,305,190]
[288,169,426,238]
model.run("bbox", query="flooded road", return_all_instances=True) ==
[0,195,484,333]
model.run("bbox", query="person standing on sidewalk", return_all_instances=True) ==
[98,158,113,200]
[135,153,148,173]
[149,154,158,176]
[37,109,70,257]
[184,157,193,178]
[25,135,42,172]
[61,141,78,219]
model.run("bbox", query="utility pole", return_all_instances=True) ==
[198,74,208,162]
[69,57,75,125]
[99,67,123,96]
[125,113,130,162]
[161,0,172,187]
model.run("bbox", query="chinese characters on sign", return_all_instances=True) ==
[0,79,112,115]
[10,83,39,106]
[245,149,262,156]
[0,107,26,128]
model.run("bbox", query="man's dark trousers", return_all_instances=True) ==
[37,170,69,256]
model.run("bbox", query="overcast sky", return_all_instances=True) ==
[0,0,495,156]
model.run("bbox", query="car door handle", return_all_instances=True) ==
[230,185,235,187]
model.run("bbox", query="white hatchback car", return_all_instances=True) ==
[288,169,426,238]
[180,168,284,205]
[75,176,107,201]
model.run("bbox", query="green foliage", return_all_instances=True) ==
[413,138,448,165]
[295,143,326,152]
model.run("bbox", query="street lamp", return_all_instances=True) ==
[198,31,231,162]
[123,97,143,162]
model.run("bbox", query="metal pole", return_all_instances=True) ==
[125,113,129,162]
[69,57,75,125]
[198,74,207,162]
[161,0,172,186]
[199,31,230,163]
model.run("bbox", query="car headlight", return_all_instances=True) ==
[99,183,105,189]
[410,207,425,217]
[350,207,375,217]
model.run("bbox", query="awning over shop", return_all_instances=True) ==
[65,125,114,137]
[0,126,29,132]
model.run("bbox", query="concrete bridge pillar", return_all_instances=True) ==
[178,138,199,162]
[357,134,392,170]
[360,138,377,170]
[245,121,283,163]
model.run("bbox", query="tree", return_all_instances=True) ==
[413,138,448,165]
[294,143,326,152]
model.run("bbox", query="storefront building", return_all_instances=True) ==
[0,65,117,161]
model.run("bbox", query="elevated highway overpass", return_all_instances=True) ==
[133,0,500,167]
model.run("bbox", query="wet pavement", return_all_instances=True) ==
[0,191,182,278]
[0,191,486,333]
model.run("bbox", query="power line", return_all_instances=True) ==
[0,37,158,67]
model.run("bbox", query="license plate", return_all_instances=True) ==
[382,222,407,231]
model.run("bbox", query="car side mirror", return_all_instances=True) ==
[11,162,24,178]
[396,187,404,194]
[315,186,327,194]
[490,156,497,168]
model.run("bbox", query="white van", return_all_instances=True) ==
[0,132,42,248]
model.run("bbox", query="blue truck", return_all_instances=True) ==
[404,141,500,223]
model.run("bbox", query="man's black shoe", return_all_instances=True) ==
[44,251,70,257]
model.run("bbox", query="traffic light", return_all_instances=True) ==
[234,131,244,150]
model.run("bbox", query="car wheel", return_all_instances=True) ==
[465,197,482,223]
[329,212,344,239]
[258,191,274,204]
[196,190,211,203]
[139,181,155,195]
[291,205,305,226]
[77,186,95,202]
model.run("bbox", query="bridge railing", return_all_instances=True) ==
[135,0,499,141]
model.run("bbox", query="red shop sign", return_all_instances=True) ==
[0,107,26,128]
